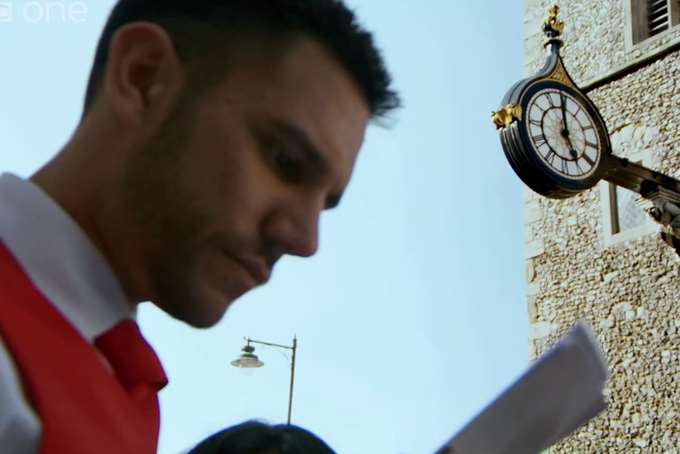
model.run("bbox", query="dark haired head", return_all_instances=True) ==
[83,0,400,120]
[188,421,336,454]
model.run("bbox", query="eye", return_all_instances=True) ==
[270,145,304,183]
[272,146,293,167]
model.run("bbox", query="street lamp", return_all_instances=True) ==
[231,336,298,424]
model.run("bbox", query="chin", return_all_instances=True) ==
[187,297,233,328]
[182,309,227,329]
[157,289,234,329]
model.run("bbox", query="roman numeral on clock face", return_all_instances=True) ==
[546,94,556,107]
[582,153,595,166]
[561,158,569,174]
[532,133,546,146]
[546,150,557,165]
[575,160,585,175]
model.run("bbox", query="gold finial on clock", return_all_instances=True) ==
[491,104,523,129]
[543,4,564,37]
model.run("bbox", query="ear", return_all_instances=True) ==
[103,22,184,130]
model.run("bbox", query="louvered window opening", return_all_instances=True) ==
[630,0,680,45]
[648,0,670,36]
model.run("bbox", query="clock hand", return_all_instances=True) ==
[560,93,571,139]
[565,136,578,159]
[559,93,578,159]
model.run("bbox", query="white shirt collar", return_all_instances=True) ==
[0,172,131,341]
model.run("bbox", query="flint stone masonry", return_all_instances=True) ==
[523,1,680,452]
[526,238,546,258]
[525,201,543,224]
[529,321,557,339]
[524,0,680,84]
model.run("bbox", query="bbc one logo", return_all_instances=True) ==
[0,1,88,24]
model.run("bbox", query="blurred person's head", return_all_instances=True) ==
[188,421,336,454]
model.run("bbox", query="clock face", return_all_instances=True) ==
[525,88,602,180]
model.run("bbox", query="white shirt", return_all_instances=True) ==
[0,173,131,454]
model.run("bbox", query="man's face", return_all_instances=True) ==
[124,37,370,327]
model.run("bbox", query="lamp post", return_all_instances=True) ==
[230,336,298,424]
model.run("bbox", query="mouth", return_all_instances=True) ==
[228,253,271,286]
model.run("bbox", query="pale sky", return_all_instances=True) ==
[0,1,526,453]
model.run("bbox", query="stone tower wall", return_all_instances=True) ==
[522,1,680,451]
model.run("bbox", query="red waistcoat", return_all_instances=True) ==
[0,241,159,454]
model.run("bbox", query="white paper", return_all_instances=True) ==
[436,321,609,454]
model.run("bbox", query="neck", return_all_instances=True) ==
[30,121,144,308]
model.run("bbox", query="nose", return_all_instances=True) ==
[264,203,320,258]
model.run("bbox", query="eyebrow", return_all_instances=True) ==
[265,116,344,210]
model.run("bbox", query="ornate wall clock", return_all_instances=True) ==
[492,5,680,209]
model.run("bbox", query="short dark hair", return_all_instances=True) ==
[83,0,400,119]
[188,421,336,454]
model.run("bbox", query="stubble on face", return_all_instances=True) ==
[122,95,221,327]
[122,88,273,328]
